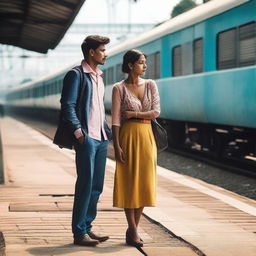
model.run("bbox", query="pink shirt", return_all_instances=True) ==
[77,60,107,141]
[112,79,160,126]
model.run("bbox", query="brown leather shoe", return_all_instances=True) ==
[74,234,99,246]
[88,231,109,242]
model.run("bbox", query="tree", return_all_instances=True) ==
[171,0,197,18]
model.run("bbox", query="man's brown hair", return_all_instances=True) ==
[81,35,110,59]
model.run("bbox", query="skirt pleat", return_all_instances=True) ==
[113,121,157,208]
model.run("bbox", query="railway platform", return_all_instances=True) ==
[0,117,255,256]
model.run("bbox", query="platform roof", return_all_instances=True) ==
[0,0,85,53]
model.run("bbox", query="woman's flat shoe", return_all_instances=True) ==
[126,229,143,247]
[126,237,143,247]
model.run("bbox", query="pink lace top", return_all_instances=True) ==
[112,79,160,126]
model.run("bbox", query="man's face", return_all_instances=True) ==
[91,44,107,65]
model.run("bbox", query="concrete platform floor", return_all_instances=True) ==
[0,117,256,256]
[0,117,197,256]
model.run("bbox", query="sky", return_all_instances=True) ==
[74,0,203,25]
[0,0,204,91]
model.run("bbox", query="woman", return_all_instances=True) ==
[111,49,160,247]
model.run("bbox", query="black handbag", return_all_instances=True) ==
[53,66,84,149]
[151,119,168,153]
[53,117,75,149]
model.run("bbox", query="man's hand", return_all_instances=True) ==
[74,128,84,144]
[77,136,84,144]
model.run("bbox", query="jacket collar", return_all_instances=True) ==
[81,60,103,76]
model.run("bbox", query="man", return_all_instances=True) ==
[60,35,111,246]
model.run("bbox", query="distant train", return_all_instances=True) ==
[5,0,256,164]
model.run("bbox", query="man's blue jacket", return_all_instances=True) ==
[60,67,112,141]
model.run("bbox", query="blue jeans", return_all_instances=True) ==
[72,136,108,236]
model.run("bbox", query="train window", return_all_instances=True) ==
[47,83,50,96]
[239,22,256,67]
[173,46,182,76]
[42,85,44,96]
[173,41,201,76]
[217,22,256,70]
[55,81,58,94]
[58,80,62,93]
[107,67,114,85]
[193,38,203,73]
[46,84,48,96]
[145,52,160,79]
[49,83,52,95]
[155,52,160,79]
[46,84,49,95]
[43,84,46,96]
[102,70,107,85]
[44,85,46,96]
[145,54,153,79]
[52,82,55,95]
[54,80,58,94]
[182,42,193,75]
[217,28,236,69]
[116,64,124,82]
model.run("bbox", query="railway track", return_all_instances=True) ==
[168,147,256,179]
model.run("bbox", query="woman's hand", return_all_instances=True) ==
[115,146,126,163]
[124,111,136,119]
[112,125,125,163]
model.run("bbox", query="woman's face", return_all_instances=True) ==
[130,55,147,76]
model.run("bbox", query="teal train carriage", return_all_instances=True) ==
[103,0,256,163]
[5,0,256,166]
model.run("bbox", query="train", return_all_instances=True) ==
[5,0,256,166]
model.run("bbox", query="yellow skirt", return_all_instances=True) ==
[113,121,157,208]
